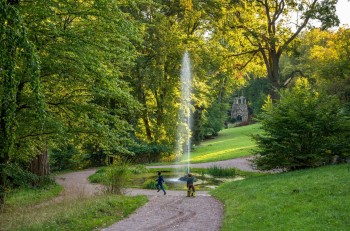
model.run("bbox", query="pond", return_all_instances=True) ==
[142,170,245,191]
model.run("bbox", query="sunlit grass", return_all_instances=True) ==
[211,164,350,230]
[180,123,262,163]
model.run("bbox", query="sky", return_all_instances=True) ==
[336,0,350,26]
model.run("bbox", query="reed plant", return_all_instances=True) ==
[206,166,236,177]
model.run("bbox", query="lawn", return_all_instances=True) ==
[180,123,262,163]
[211,164,350,230]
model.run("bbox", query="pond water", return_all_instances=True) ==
[158,172,244,190]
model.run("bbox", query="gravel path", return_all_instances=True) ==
[102,190,223,231]
[55,157,262,231]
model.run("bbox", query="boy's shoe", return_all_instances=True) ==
[157,189,160,192]
[164,192,166,195]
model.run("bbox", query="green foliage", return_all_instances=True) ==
[203,102,228,137]
[238,76,270,115]
[105,164,130,194]
[18,0,142,164]
[206,166,236,178]
[142,179,167,190]
[88,167,107,184]
[293,28,350,104]
[211,164,350,230]
[88,165,131,194]
[253,78,350,170]
[130,164,149,174]
[0,0,44,205]
[0,0,43,159]
[4,163,54,189]
[49,145,79,171]
[127,143,173,164]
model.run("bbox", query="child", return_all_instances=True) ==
[156,171,166,195]
[187,173,195,197]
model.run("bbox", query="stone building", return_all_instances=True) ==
[231,96,249,122]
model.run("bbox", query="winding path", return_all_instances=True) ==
[55,157,259,231]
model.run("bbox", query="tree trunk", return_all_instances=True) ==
[30,146,50,176]
[267,49,281,101]
[0,164,6,208]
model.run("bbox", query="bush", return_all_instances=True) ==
[49,145,79,171]
[253,78,350,171]
[105,165,130,194]
[4,163,54,188]
[130,165,148,174]
[88,167,107,183]
[142,179,167,190]
[127,143,172,164]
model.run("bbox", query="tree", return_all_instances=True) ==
[295,28,350,104]
[19,0,142,165]
[0,0,43,206]
[253,78,350,171]
[211,0,339,99]
[124,0,223,147]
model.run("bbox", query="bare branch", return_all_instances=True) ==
[235,50,259,70]
[278,0,318,57]
[283,70,305,87]
[227,49,260,57]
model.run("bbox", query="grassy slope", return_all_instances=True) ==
[211,164,350,230]
[180,123,262,163]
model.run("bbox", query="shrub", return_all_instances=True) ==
[105,164,130,194]
[127,143,172,164]
[4,163,54,188]
[253,78,350,171]
[143,179,167,190]
[49,145,79,171]
[130,165,148,174]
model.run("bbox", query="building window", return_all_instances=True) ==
[237,115,242,121]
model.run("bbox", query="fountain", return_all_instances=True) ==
[176,51,192,173]
[163,51,194,186]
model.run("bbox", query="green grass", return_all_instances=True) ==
[1,179,148,231]
[180,123,262,163]
[6,184,63,207]
[211,164,350,230]
[1,192,147,231]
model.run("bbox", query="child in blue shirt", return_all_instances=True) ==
[156,171,166,195]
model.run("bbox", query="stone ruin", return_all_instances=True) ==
[231,96,249,123]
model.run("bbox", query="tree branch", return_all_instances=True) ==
[227,49,260,57]
[235,50,259,70]
[277,0,318,57]
[283,70,305,87]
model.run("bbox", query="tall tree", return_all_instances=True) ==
[0,0,42,206]
[211,0,339,99]
[19,0,143,163]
